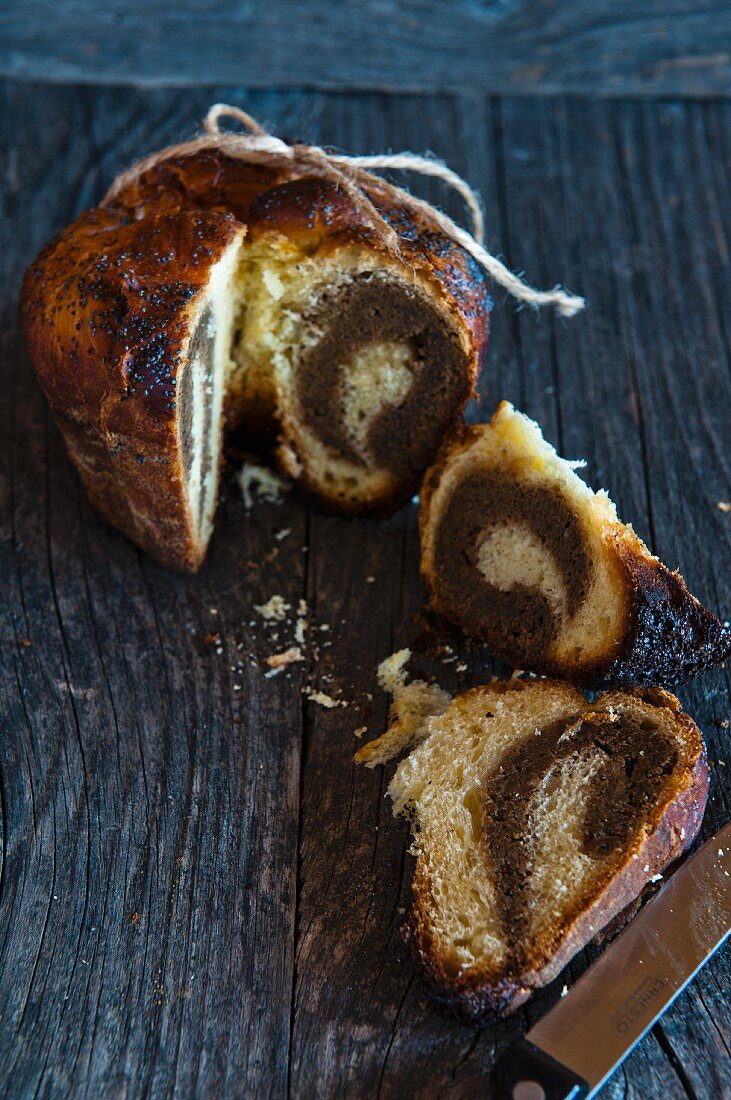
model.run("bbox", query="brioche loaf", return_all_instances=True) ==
[21,148,491,570]
[420,402,731,689]
[388,678,708,1018]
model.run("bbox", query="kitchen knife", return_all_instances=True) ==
[492,821,731,1099]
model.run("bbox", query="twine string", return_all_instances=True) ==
[103,102,584,318]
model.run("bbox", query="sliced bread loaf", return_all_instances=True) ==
[22,148,490,570]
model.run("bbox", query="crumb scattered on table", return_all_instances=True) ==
[304,688,348,709]
[238,461,290,509]
[255,595,291,622]
[267,646,304,669]
[355,649,452,767]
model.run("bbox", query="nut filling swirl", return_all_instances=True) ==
[481,710,679,968]
[295,275,470,475]
[433,470,592,662]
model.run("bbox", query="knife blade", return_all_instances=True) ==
[492,821,731,1100]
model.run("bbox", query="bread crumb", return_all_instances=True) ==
[717,501,731,513]
[275,527,291,541]
[305,688,348,709]
[354,726,367,738]
[377,648,411,694]
[365,575,375,583]
[255,595,290,622]
[267,647,303,669]
[238,461,290,508]
[356,650,452,767]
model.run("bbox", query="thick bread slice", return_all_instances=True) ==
[389,678,708,1019]
[22,208,245,571]
[240,176,490,515]
[420,402,731,688]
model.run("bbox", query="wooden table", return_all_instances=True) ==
[1,13,730,1095]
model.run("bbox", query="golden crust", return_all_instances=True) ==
[402,683,709,1020]
[22,150,491,570]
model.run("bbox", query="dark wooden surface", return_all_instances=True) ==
[1,82,730,1098]
[3,1,731,96]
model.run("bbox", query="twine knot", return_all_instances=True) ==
[104,102,585,319]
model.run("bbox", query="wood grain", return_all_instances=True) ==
[0,81,729,1098]
[2,2,731,96]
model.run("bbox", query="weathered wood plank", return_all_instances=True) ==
[0,82,313,1098]
[287,93,731,1099]
[288,93,512,1100]
[0,82,729,1099]
[2,1,731,97]
[487,94,731,1100]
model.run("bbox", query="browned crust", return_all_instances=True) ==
[402,684,709,1021]
[246,173,492,359]
[418,421,492,540]
[22,149,491,570]
[21,206,245,571]
[419,430,731,689]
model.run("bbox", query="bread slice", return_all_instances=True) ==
[236,174,490,515]
[22,150,490,570]
[420,402,731,688]
[22,207,246,571]
[388,678,708,1019]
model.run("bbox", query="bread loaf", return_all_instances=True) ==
[21,149,491,570]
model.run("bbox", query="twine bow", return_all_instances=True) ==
[104,103,585,319]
